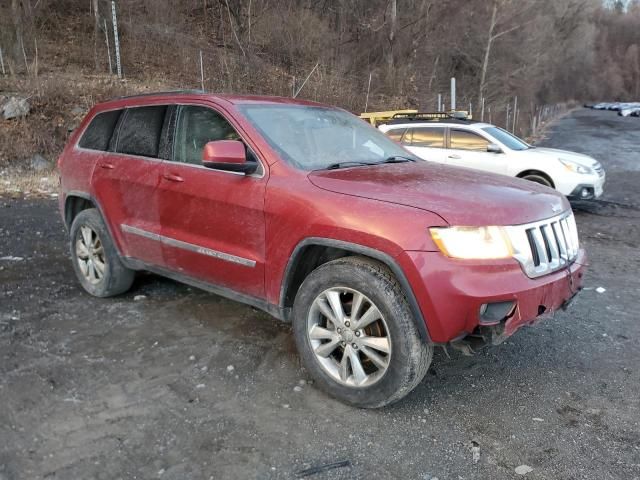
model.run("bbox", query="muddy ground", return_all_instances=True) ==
[1,108,639,480]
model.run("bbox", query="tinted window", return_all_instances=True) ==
[450,130,489,151]
[78,110,122,151]
[174,106,240,165]
[410,127,445,148]
[116,105,167,158]
[386,128,406,143]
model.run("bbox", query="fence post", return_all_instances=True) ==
[437,93,442,112]
[364,72,372,113]
[199,50,205,91]
[103,19,112,74]
[512,96,518,133]
[111,1,122,78]
[480,97,485,122]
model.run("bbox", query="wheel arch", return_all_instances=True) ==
[280,237,431,343]
[64,191,96,230]
[63,191,125,258]
[516,169,555,188]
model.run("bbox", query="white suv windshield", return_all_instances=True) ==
[482,126,531,151]
[239,105,416,170]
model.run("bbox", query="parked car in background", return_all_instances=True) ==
[58,92,586,407]
[378,113,606,200]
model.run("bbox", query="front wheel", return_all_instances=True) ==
[521,173,553,188]
[292,256,432,408]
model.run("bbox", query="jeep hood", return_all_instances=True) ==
[308,162,569,226]
[523,147,599,167]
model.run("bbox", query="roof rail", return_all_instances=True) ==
[116,89,206,100]
[392,111,471,121]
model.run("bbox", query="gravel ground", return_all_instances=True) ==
[1,108,639,480]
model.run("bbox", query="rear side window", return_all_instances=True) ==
[385,128,406,143]
[409,127,445,148]
[78,110,122,151]
[116,106,167,158]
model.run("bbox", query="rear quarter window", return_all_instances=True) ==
[78,109,122,151]
[115,105,168,158]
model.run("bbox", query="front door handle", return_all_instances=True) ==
[163,173,184,183]
[99,162,115,169]
[448,154,461,159]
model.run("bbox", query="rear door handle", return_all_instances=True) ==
[163,173,184,183]
[448,154,461,159]
[99,162,115,169]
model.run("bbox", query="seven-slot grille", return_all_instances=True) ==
[506,212,579,279]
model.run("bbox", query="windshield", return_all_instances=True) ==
[238,105,417,170]
[482,126,531,151]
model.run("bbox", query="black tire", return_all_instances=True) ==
[292,256,432,408]
[69,208,135,297]
[520,172,553,188]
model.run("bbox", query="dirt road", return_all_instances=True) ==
[1,109,639,479]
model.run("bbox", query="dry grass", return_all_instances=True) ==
[0,167,59,197]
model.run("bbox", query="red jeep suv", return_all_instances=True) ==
[58,92,585,407]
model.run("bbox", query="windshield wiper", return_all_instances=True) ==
[326,161,378,170]
[377,155,416,164]
[325,156,415,170]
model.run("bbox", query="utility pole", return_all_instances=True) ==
[111,1,122,78]
[450,77,456,111]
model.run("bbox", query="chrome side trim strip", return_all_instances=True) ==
[121,224,256,268]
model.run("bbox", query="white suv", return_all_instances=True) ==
[379,118,605,200]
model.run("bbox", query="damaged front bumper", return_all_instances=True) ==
[398,248,587,344]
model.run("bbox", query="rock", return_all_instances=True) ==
[596,287,606,293]
[30,154,51,172]
[3,96,30,120]
[133,294,147,301]
[226,365,234,372]
[293,385,302,392]
[71,106,85,116]
[515,465,533,475]
[189,355,196,361]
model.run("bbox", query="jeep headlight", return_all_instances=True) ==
[430,226,513,259]
[559,158,593,175]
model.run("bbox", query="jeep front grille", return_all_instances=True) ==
[505,212,580,278]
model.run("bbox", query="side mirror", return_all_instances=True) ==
[487,143,503,154]
[202,140,258,174]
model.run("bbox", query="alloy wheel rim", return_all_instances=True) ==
[75,225,106,285]
[307,287,391,388]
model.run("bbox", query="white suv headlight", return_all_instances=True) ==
[430,226,513,259]
[559,158,593,175]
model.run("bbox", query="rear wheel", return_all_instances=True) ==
[69,208,134,297]
[292,256,432,408]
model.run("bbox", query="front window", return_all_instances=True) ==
[174,106,240,165]
[238,105,417,170]
[482,126,531,151]
[450,130,489,151]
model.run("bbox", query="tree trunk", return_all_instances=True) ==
[385,0,397,87]
[11,0,25,68]
[93,0,99,71]
[478,2,498,106]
